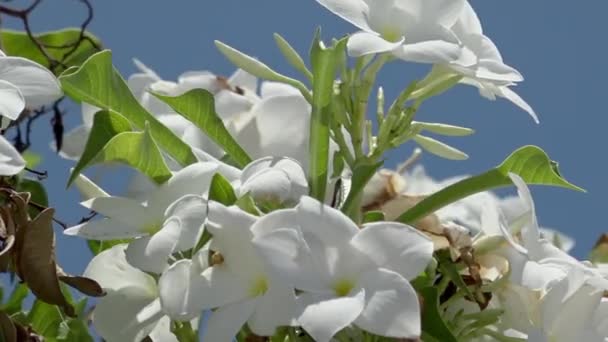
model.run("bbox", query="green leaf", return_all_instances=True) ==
[397,145,584,224]
[86,124,173,184]
[274,33,312,80]
[208,173,237,206]
[308,32,341,201]
[87,239,131,256]
[420,287,458,342]
[59,50,197,168]
[22,151,42,169]
[1,28,102,75]
[27,299,67,339]
[153,89,252,168]
[17,179,49,218]
[68,110,132,186]
[1,284,29,315]
[17,179,48,207]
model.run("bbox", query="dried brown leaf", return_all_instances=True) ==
[17,208,74,317]
[57,268,106,297]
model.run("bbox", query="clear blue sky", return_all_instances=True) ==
[5,0,607,275]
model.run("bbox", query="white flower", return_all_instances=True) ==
[499,267,608,342]
[238,156,308,206]
[0,49,62,122]
[497,174,608,292]
[83,244,178,342]
[315,0,468,64]
[446,2,537,121]
[159,202,297,340]
[65,162,222,273]
[252,196,433,341]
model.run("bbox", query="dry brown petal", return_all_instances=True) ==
[17,208,75,317]
[0,311,17,342]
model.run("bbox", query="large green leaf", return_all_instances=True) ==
[0,284,29,316]
[1,28,102,74]
[397,145,584,224]
[86,124,172,184]
[68,110,132,185]
[154,89,252,168]
[308,32,342,200]
[59,50,197,167]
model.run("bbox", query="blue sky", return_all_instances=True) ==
[4,0,607,275]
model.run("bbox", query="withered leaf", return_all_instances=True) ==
[57,268,106,297]
[0,311,17,342]
[17,208,75,317]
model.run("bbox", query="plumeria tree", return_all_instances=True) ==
[0,0,606,341]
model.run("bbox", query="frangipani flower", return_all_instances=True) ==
[83,244,178,342]
[315,0,469,64]
[0,49,62,122]
[446,2,537,121]
[238,156,308,207]
[499,267,608,342]
[65,162,223,273]
[159,202,297,340]
[496,174,608,291]
[0,50,62,175]
[252,196,433,341]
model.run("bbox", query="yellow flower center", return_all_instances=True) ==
[333,279,355,297]
[381,28,402,43]
[250,276,269,297]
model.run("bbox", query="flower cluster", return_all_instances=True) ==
[0,0,606,341]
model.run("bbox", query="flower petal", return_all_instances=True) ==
[351,222,433,280]
[298,290,366,342]
[248,282,298,336]
[83,244,157,292]
[314,0,370,31]
[125,217,181,274]
[0,56,62,108]
[0,79,25,120]
[499,86,539,124]
[64,218,145,240]
[253,227,327,292]
[296,196,359,244]
[395,39,462,64]
[354,268,421,339]
[347,31,404,57]
[159,259,208,321]
[0,135,25,176]
[203,298,257,342]
[238,95,311,166]
[93,287,161,342]
[57,125,90,160]
[81,196,152,228]
[206,202,266,280]
[148,162,219,212]
[165,195,208,251]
